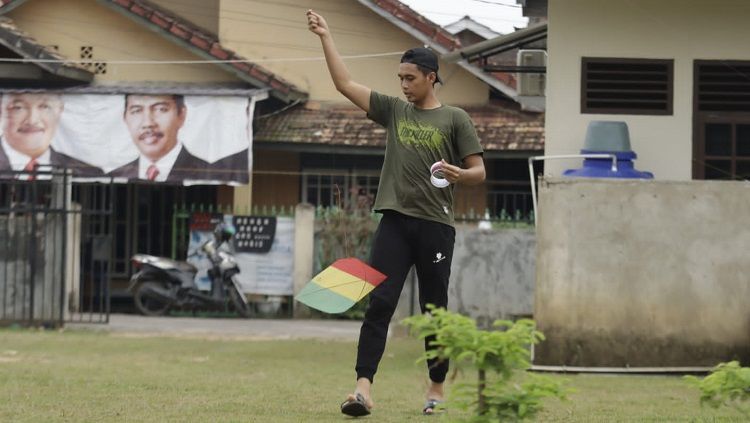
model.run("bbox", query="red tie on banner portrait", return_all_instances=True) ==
[24,158,38,181]
[146,164,159,181]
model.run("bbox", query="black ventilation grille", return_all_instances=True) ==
[582,58,673,115]
[697,61,750,112]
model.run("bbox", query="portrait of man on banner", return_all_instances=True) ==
[0,93,102,177]
[109,94,249,183]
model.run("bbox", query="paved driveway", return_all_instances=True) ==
[68,314,363,341]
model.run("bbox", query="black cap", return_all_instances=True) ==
[400,47,442,84]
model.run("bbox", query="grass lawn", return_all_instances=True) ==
[0,328,745,422]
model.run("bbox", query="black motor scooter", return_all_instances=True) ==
[128,223,253,317]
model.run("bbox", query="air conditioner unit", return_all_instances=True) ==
[517,49,547,97]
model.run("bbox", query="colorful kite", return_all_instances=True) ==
[295,258,387,313]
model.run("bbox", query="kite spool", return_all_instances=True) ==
[430,161,450,188]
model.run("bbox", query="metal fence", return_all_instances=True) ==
[70,182,114,324]
[0,169,113,327]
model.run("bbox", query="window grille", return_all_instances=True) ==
[581,57,673,115]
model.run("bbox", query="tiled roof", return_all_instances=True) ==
[463,102,544,151]
[255,102,544,152]
[0,0,306,103]
[0,16,93,83]
[367,0,461,51]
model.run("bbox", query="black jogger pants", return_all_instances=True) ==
[355,210,456,384]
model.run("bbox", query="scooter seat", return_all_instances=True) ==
[175,261,198,273]
[137,255,197,273]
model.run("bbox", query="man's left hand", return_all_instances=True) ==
[439,155,485,186]
[440,159,462,184]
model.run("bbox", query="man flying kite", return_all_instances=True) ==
[305,9,486,417]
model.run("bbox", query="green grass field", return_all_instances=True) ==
[0,328,745,422]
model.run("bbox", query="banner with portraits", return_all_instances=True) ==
[0,92,256,185]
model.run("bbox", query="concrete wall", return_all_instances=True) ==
[449,226,535,326]
[219,0,490,105]
[392,225,536,329]
[535,178,750,367]
[545,0,750,180]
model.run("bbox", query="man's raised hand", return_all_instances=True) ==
[306,10,328,37]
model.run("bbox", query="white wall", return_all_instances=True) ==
[546,0,750,180]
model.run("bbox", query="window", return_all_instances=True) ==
[485,159,539,220]
[302,171,348,208]
[695,61,750,113]
[693,61,750,180]
[302,170,379,209]
[581,57,673,115]
[299,153,382,209]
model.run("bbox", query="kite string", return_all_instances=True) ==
[334,183,351,258]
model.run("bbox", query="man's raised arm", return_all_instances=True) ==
[306,10,371,112]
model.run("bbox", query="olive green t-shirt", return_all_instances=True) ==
[367,91,483,227]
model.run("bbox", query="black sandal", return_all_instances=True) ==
[341,392,371,417]
[422,399,443,415]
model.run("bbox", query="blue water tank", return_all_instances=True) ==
[563,121,653,179]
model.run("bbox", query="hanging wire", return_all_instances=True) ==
[0,51,404,65]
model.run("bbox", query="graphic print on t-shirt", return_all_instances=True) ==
[397,119,446,150]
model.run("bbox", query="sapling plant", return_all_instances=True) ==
[402,305,566,422]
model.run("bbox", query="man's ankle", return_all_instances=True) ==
[355,377,372,397]
[427,381,444,397]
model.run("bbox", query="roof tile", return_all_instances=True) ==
[370,0,461,51]
[255,102,544,152]
[149,11,173,30]
[209,43,230,60]
[169,22,191,40]
[129,2,150,18]
[189,32,212,50]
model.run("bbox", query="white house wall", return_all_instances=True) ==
[546,0,750,180]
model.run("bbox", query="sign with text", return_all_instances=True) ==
[233,215,277,253]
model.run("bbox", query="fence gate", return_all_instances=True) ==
[0,169,113,327]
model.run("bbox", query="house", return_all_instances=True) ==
[0,0,303,300]
[443,21,548,113]
[0,0,544,302]
[516,0,750,369]
[535,0,750,181]
[445,15,500,47]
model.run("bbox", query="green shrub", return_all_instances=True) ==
[402,305,566,422]
[685,361,750,417]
